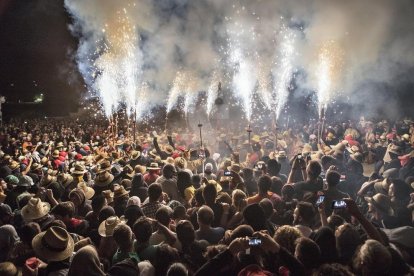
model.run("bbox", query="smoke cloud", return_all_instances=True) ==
[64,0,414,121]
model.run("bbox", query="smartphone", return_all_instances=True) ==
[332,200,347,209]
[316,195,325,207]
[248,237,262,246]
[224,171,232,176]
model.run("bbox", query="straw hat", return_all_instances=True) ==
[40,174,57,187]
[31,163,42,171]
[32,226,74,262]
[76,182,95,200]
[94,171,114,187]
[227,163,241,173]
[98,160,112,173]
[134,165,147,175]
[147,163,160,171]
[52,150,60,158]
[277,151,287,158]
[9,161,20,171]
[21,198,50,221]
[113,184,129,199]
[115,140,124,147]
[98,216,123,237]
[70,163,87,175]
[57,173,74,188]
[388,144,401,155]
[131,151,141,160]
[365,193,394,216]
[164,145,174,155]
[102,190,114,204]
[56,142,64,149]
[374,178,390,194]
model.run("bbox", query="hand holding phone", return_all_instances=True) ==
[248,237,262,246]
[316,195,325,207]
[331,200,347,209]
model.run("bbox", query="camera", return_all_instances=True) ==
[297,154,303,160]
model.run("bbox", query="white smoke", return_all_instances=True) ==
[65,0,414,121]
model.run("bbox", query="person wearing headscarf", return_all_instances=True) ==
[67,245,105,276]
[0,224,20,262]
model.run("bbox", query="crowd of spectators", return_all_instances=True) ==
[0,117,413,275]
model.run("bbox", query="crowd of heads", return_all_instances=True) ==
[0,116,413,275]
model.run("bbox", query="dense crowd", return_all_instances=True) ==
[0,117,413,276]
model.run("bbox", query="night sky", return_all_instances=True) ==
[0,0,83,115]
[0,0,413,118]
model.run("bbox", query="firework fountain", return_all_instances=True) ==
[66,0,399,135]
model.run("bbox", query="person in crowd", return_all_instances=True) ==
[0,116,411,275]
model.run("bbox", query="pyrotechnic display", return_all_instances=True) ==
[63,0,414,125]
[2,1,414,273]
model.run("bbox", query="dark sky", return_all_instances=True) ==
[0,0,83,115]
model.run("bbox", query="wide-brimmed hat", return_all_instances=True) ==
[147,162,160,171]
[32,226,74,262]
[5,175,19,186]
[164,145,174,155]
[57,173,74,188]
[94,171,114,187]
[52,150,60,158]
[70,163,87,175]
[102,190,114,204]
[277,151,287,158]
[31,163,42,171]
[76,182,95,200]
[56,142,64,149]
[21,198,50,221]
[113,184,129,199]
[98,216,123,237]
[40,174,57,187]
[9,161,20,171]
[388,144,401,155]
[115,140,124,147]
[374,178,390,195]
[131,151,141,160]
[365,193,394,216]
[98,160,112,174]
[227,163,241,173]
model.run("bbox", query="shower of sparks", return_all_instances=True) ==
[206,72,219,116]
[272,23,296,120]
[90,5,142,118]
[166,71,186,113]
[316,40,344,118]
[166,71,200,116]
[257,63,272,110]
[230,48,256,122]
[135,82,150,121]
